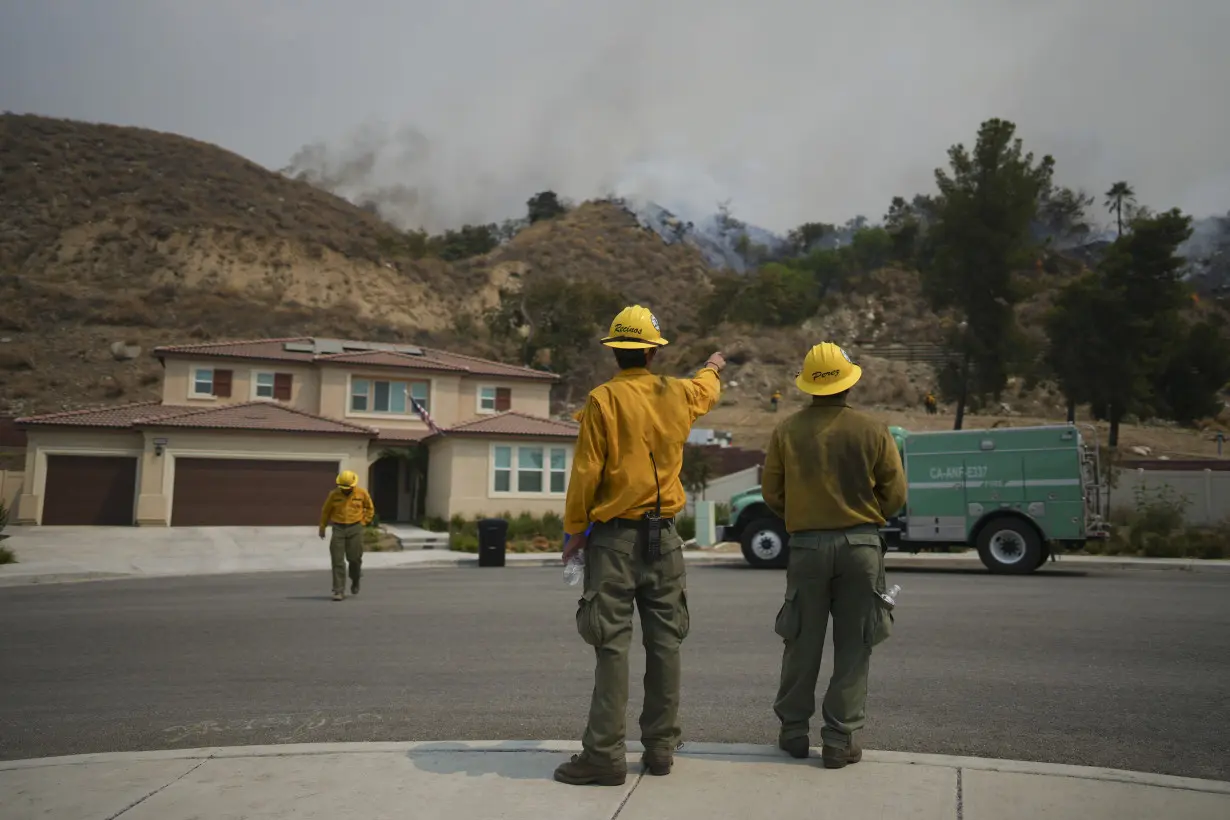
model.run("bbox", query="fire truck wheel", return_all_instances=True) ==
[740,517,790,569]
[976,517,1044,574]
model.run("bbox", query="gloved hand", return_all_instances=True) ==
[318,528,326,539]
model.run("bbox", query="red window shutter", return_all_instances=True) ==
[495,387,512,411]
[273,373,293,401]
[213,369,233,398]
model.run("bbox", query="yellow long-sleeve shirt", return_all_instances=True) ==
[762,395,907,533]
[319,487,375,529]
[564,366,722,535]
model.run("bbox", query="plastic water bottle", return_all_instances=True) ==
[564,550,584,586]
[880,584,901,606]
[564,524,593,586]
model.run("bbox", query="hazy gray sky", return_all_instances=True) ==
[3,0,1227,233]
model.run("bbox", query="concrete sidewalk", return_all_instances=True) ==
[3,741,1227,820]
[1,525,1227,587]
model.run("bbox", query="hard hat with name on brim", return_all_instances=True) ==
[336,470,359,488]
[600,305,669,349]
[795,342,862,396]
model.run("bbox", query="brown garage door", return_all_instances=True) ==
[171,458,339,526]
[43,455,138,525]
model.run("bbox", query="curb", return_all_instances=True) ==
[2,552,1227,588]
[2,740,1226,795]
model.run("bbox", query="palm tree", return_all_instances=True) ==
[1105,181,1136,237]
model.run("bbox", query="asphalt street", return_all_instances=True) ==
[1,565,1228,780]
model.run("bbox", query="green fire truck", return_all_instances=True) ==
[720,423,1109,574]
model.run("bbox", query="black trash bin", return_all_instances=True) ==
[477,518,508,567]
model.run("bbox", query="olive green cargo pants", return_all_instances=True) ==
[773,526,894,750]
[329,522,364,593]
[574,520,690,766]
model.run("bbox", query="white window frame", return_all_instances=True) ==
[347,375,432,418]
[190,367,215,399]
[477,385,498,414]
[251,371,277,400]
[489,442,570,498]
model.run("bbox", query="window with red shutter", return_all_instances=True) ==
[495,387,512,412]
[273,373,293,401]
[213,369,233,398]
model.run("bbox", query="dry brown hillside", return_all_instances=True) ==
[0,113,1223,460]
[0,114,718,415]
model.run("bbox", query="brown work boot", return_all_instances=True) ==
[553,754,627,786]
[779,736,810,759]
[332,591,344,602]
[641,749,673,776]
[821,741,863,769]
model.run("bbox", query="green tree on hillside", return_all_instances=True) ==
[786,222,834,255]
[1046,208,1196,446]
[884,196,922,262]
[1104,181,1136,237]
[701,264,818,326]
[1155,317,1230,424]
[485,274,624,380]
[1039,186,1094,244]
[429,223,500,260]
[920,118,1055,429]
[527,191,567,223]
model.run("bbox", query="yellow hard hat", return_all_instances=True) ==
[336,470,359,488]
[795,342,862,396]
[600,305,669,349]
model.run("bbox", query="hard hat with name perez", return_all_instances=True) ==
[336,470,359,488]
[795,342,862,396]
[600,305,669,349]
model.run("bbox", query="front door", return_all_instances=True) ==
[370,457,400,523]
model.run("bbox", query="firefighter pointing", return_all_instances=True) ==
[555,305,724,786]
[762,342,907,768]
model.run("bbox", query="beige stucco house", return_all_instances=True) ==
[11,337,579,527]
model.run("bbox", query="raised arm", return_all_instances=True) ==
[680,353,725,422]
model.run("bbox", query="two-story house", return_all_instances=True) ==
[12,337,579,527]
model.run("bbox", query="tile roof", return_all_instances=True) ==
[17,401,374,437]
[134,402,376,436]
[374,428,430,444]
[153,337,318,363]
[439,411,580,440]
[16,402,195,428]
[153,337,558,382]
[316,350,469,373]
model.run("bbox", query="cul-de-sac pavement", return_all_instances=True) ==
[2,560,1229,819]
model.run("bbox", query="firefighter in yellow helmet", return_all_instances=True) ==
[319,469,374,601]
[555,305,725,786]
[764,342,906,768]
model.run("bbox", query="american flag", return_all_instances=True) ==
[411,396,444,436]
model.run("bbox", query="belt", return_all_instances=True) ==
[608,516,674,529]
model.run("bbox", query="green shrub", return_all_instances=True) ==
[446,511,564,553]
[0,545,14,565]
[423,515,450,532]
[1089,484,1228,559]
[676,516,696,541]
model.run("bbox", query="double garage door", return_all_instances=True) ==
[41,455,338,526]
[171,458,339,526]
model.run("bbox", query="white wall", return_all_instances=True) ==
[685,465,761,516]
[1109,468,1230,526]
